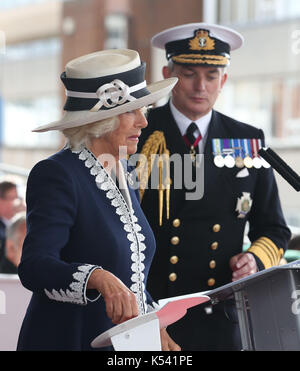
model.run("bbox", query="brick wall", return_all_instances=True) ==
[61,0,204,81]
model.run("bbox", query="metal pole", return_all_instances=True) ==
[234,291,253,351]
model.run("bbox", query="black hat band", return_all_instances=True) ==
[62,62,150,112]
[165,28,231,66]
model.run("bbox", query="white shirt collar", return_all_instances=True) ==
[170,99,212,139]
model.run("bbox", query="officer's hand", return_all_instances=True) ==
[160,328,181,351]
[87,268,139,324]
[229,253,258,281]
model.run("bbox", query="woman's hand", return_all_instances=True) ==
[160,328,181,351]
[87,269,139,324]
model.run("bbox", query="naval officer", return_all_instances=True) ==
[137,23,291,350]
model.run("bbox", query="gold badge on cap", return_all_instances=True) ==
[189,30,215,51]
[236,192,253,219]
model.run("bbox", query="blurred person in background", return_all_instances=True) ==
[288,235,300,251]
[138,23,291,351]
[17,49,179,351]
[0,212,26,274]
[0,179,20,262]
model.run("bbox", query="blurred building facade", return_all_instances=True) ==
[61,0,204,83]
[0,0,299,227]
[0,0,63,168]
[0,0,205,171]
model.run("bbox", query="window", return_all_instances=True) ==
[0,0,64,10]
[5,38,60,61]
[215,79,273,138]
[0,38,62,149]
[217,0,300,25]
[104,14,129,50]
[215,76,300,145]
[3,97,60,148]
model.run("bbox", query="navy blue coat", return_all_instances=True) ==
[17,146,156,351]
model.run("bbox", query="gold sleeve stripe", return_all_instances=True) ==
[260,237,284,263]
[247,237,283,268]
[260,237,281,257]
[255,240,277,265]
[248,243,274,269]
[252,241,276,266]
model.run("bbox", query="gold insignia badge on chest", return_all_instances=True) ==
[236,192,253,219]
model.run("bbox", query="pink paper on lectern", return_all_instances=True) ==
[155,296,210,328]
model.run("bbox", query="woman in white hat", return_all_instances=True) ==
[17,49,179,351]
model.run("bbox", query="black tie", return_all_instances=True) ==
[184,122,200,153]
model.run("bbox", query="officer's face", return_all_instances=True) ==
[163,64,227,121]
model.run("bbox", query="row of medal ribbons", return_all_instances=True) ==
[212,138,271,169]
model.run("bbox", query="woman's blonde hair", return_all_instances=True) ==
[62,115,120,150]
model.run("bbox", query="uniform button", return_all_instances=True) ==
[173,219,181,228]
[212,224,221,233]
[208,278,216,287]
[211,242,219,250]
[171,236,180,245]
[169,273,177,282]
[170,256,179,264]
[209,260,216,269]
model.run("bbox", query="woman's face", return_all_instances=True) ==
[104,108,148,157]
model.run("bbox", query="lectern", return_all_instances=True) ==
[92,261,300,351]
[208,260,300,351]
[91,295,210,350]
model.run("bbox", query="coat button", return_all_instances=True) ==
[211,242,219,250]
[209,260,216,269]
[170,256,179,264]
[208,278,216,287]
[173,219,181,228]
[169,273,177,282]
[171,236,180,245]
[212,224,221,233]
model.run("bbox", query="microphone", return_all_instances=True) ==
[258,147,300,192]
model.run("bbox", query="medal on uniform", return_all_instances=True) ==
[252,139,262,169]
[232,139,244,168]
[236,192,253,219]
[212,139,225,168]
[261,157,271,169]
[242,139,253,169]
[252,157,261,169]
[223,139,235,168]
[224,154,235,168]
[235,155,244,168]
[214,155,225,168]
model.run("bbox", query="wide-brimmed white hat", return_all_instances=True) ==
[33,49,177,132]
[152,23,244,67]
